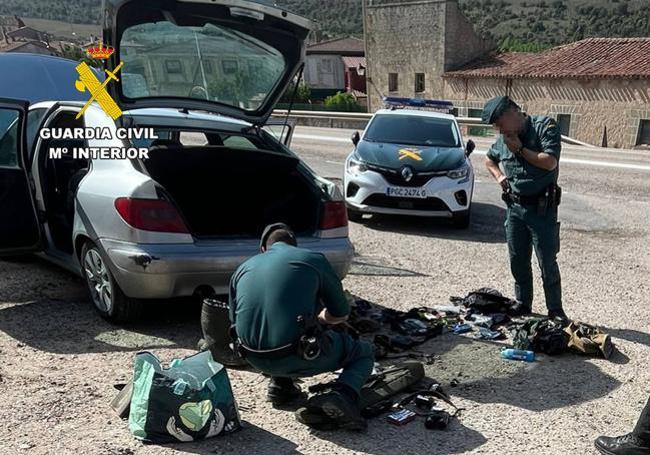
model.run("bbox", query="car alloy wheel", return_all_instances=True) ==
[83,247,114,314]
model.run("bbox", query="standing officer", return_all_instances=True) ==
[482,96,567,319]
[229,223,374,431]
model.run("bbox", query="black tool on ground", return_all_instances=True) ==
[425,408,451,430]
[360,399,394,418]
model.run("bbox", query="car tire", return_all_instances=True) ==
[452,208,471,229]
[81,241,143,323]
[347,207,364,223]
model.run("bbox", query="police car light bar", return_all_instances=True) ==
[382,96,454,112]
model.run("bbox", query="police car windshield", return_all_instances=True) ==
[364,114,460,147]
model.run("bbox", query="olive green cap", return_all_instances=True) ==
[481,96,519,124]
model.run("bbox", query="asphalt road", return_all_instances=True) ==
[0,125,649,454]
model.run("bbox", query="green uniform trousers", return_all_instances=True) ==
[245,330,375,395]
[505,203,562,312]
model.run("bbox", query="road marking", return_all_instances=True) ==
[294,134,650,172]
[325,160,341,165]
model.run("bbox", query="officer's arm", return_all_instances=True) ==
[228,270,239,324]
[520,119,560,171]
[485,145,506,184]
[316,254,350,322]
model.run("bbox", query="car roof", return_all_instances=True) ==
[373,109,456,121]
[0,54,101,104]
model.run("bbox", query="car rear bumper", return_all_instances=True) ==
[100,236,354,299]
[344,168,473,218]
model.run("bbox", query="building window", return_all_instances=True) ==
[222,59,239,75]
[637,119,650,146]
[165,59,183,74]
[388,73,398,92]
[557,114,571,136]
[468,108,482,118]
[415,73,425,93]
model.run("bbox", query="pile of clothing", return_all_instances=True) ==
[450,288,614,359]
[344,293,449,359]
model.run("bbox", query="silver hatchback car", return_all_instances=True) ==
[0,0,353,322]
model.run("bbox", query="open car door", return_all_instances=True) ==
[263,117,296,147]
[0,99,43,255]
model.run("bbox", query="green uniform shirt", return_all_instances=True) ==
[229,243,349,350]
[486,115,561,196]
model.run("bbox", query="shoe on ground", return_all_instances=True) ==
[304,383,367,432]
[595,433,650,455]
[548,308,569,321]
[509,301,533,316]
[295,406,339,431]
[267,377,304,406]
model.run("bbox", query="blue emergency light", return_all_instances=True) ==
[382,96,454,112]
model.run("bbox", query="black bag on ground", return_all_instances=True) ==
[296,361,425,430]
[451,288,517,314]
[512,318,570,355]
[200,298,248,368]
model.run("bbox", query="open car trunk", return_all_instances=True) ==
[142,146,321,238]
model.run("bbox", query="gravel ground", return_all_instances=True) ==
[1,142,649,454]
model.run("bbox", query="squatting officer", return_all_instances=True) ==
[229,223,374,431]
[482,96,567,319]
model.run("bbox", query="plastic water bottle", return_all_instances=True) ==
[500,348,535,362]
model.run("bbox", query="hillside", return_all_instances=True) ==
[1,0,648,49]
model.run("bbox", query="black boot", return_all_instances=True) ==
[510,301,532,316]
[267,377,304,406]
[548,308,568,321]
[595,433,650,455]
[302,383,367,431]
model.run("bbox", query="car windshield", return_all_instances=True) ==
[364,114,460,147]
[120,21,286,111]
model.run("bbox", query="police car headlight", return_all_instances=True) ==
[346,157,367,175]
[447,165,469,179]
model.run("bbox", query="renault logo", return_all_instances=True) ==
[401,166,414,182]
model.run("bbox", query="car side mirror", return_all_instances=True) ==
[351,131,360,147]
[465,139,475,156]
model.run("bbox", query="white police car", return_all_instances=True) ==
[344,97,476,228]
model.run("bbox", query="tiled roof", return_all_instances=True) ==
[307,37,364,55]
[444,38,650,79]
[341,56,366,69]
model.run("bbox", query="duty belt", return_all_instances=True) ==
[236,340,298,360]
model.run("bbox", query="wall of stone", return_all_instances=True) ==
[442,77,650,148]
[364,0,448,111]
[444,2,494,71]
[364,0,492,111]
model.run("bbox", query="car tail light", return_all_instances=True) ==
[320,201,348,230]
[114,198,189,234]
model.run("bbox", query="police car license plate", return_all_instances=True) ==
[386,186,427,199]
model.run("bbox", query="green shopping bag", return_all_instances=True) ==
[128,350,241,443]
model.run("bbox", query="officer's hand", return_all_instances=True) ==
[504,134,522,154]
[318,308,348,325]
[498,175,510,192]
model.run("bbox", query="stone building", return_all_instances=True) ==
[362,0,493,111]
[363,0,650,148]
[443,38,650,148]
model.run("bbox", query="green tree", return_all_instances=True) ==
[324,92,362,112]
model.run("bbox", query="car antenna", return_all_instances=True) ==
[281,64,304,141]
